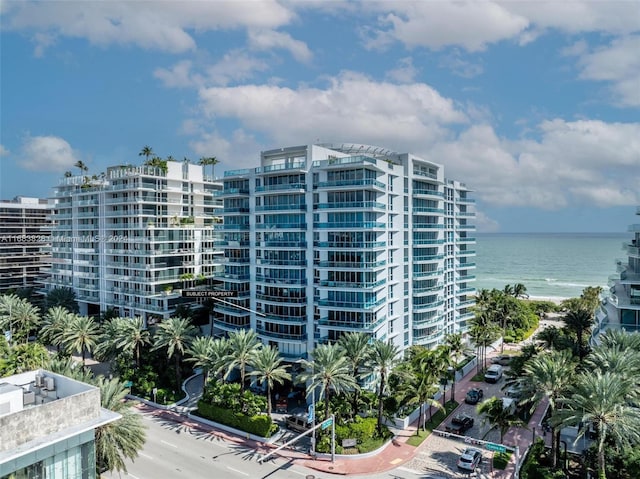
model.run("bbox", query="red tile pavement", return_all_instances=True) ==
[135,342,549,476]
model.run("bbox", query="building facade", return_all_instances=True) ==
[0,370,119,479]
[0,197,52,293]
[43,161,223,320]
[596,206,640,334]
[216,144,475,359]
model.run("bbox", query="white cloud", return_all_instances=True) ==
[0,145,9,156]
[197,72,467,151]
[248,29,312,63]
[574,35,640,107]
[3,0,295,54]
[438,50,483,78]
[18,135,81,172]
[363,2,530,52]
[385,57,418,83]
[154,60,201,89]
[429,119,640,210]
[474,210,501,233]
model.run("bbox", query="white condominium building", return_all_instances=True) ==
[43,161,223,320]
[596,206,640,334]
[216,144,475,359]
[0,197,52,293]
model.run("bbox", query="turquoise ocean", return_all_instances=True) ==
[474,233,629,301]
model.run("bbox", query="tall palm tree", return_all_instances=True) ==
[94,376,147,474]
[521,349,576,467]
[368,340,401,433]
[0,294,41,343]
[298,343,357,419]
[477,397,524,443]
[444,332,469,403]
[396,360,442,433]
[62,314,100,365]
[139,145,154,162]
[223,328,262,393]
[74,160,88,175]
[248,345,291,414]
[513,283,529,299]
[564,307,594,361]
[468,312,500,372]
[535,325,563,350]
[598,328,640,352]
[41,306,74,352]
[185,335,223,386]
[152,316,198,388]
[115,317,151,368]
[554,372,640,479]
[198,156,219,178]
[338,331,372,418]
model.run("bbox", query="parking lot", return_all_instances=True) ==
[401,364,516,478]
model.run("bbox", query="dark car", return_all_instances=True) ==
[465,387,484,404]
[445,413,475,434]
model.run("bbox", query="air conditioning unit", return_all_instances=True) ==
[44,377,55,391]
[35,375,44,387]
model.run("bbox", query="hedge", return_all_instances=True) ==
[197,401,277,438]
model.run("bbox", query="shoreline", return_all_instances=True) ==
[525,295,568,306]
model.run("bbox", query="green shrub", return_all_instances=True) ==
[196,401,277,437]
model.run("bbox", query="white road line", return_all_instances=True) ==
[397,465,423,475]
[226,466,249,476]
[127,474,140,479]
[138,452,153,459]
[287,469,307,476]
[160,440,178,449]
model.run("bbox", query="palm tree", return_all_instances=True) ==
[521,349,576,467]
[223,328,262,393]
[298,343,357,419]
[63,170,73,177]
[564,307,594,361]
[139,145,154,162]
[74,160,88,175]
[248,345,291,414]
[536,325,564,350]
[185,335,225,386]
[152,316,198,388]
[368,340,401,433]
[46,287,79,313]
[444,332,469,403]
[94,376,147,474]
[513,283,529,299]
[396,360,442,433]
[41,306,74,352]
[477,397,525,443]
[115,317,151,368]
[3,343,50,374]
[63,314,101,365]
[338,331,372,418]
[598,328,640,352]
[468,312,500,372]
[0,294,41,343]
[554,372,640,479]
[198,156,219,178]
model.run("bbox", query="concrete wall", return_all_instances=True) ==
[0,388,101,453]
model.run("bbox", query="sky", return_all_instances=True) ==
[1,1,639,233]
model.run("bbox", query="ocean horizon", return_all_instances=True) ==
[474,232,629,300]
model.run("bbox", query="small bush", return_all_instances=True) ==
[196,401,277,437]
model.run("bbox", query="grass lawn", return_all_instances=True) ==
[470,372,485,382]
[406,400,459,447]
[493,450,513,469]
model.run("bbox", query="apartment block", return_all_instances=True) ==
[43,161,223,320]
[216,143,475,359]
[0,197,52,292]
[0,370,119,478]
[596,206,640,334]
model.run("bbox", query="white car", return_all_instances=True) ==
[457,447,483,471]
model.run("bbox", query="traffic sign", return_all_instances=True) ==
[307,404,315,423]
[486,442,507,453]
[321,418,333,430]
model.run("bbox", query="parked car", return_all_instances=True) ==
[285,413,311,433]
[465,387,484,404]
[457,447,483,471]
[505,385,523,399]
[501,397,517,415]
[484,364,503,383]
[445,413,475,434]
[492,354,514,366]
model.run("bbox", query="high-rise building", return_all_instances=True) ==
[216,144,475,359]
[43,161,223,320]
[0,369,119,478]
[596,206,640,333]
[0,197,52,293]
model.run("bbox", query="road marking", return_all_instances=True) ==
[127,474,140,479]
[397,466,423,475]
[161,440,178,449]
[226,466,249,476]
[287,469,307,476]
[139,452,153,459]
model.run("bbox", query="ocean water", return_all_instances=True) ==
[474,233,629,300]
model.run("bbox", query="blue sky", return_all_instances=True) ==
[1,1,639,233]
